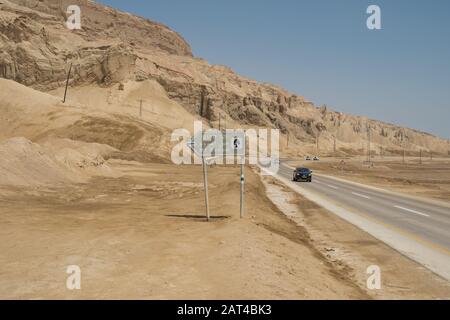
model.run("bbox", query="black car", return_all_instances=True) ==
[292,167,312,182]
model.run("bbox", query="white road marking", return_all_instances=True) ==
[394,205,430,217]
[327,184,339,189]
[351,192,371,199]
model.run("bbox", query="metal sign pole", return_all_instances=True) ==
[202,155,210,221]
[240,156,245,218]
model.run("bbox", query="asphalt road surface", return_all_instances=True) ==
[278,162,450,251]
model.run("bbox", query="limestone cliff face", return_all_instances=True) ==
[0,0,448,155]
[0,0,191,89]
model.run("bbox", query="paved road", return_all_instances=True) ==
[278,161,450,251]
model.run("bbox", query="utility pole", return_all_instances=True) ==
[139,99,143,118]
[333,135,336,154]
[448,139,450,158]
[240,156,245,219]
[367,124,371,164]
[201,155,210,222]
[448,140,450,158]
[316,131,320,155]
[62,62,72,103]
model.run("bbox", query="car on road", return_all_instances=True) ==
[293,167,313,182]
[305,156,312,161]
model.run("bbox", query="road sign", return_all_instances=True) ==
[188,130,245,159]
[187,130,246,221]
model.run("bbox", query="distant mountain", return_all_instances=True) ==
[1,0,448,155]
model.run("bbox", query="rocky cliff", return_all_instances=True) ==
[1,0,448,156]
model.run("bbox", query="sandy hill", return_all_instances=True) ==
[0,136,116,186]
[0,0,448,156]
[0,77,198,186]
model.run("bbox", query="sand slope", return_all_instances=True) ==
[0,78,199,186]
[0,137,117,186]
[0,77,198,166]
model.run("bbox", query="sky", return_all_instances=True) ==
[98,0,450,139]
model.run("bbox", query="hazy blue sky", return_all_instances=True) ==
[98,0,450,138]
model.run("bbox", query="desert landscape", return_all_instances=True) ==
[2,159,450,299]
[0,0,449,300]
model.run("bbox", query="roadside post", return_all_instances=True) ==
[240,156,244,218]
[188,130,246,221]
[188,138,210,221]
[201,153,210,221]
[230,133,245,219]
